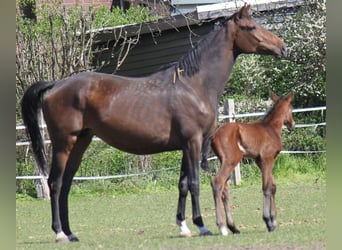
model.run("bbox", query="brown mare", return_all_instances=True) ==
[21,4,286,242]
[201,91,295,236]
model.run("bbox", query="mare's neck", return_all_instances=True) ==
[198,24,237,109]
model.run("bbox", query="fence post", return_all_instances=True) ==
[224,99,241,186]
[34,111,50,200]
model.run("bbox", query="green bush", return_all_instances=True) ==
[282,128,326,152]
[237,153,326,186]
[93,5,158,28]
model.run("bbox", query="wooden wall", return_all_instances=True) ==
[93,21,214,76]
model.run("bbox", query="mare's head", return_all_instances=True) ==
[228,4,286,58]
[270,91,295,131]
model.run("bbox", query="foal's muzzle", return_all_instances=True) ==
[286,122,295,131]
[280,45,287,57]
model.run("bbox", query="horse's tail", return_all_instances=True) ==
[21,81,55,176]
[200,136,213,172]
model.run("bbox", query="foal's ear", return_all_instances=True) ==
[286,91,295,101]
[237,3,250,19]
[270,92,279,102]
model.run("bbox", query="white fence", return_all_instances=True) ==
[16,106,326,181]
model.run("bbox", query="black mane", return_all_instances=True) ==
[175,21,229,78]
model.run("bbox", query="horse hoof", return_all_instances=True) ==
[68,234,79,242]
[55,232,79,243]
[267,225,276,232]
[201,163,211,172]
[179,231,192,237]
[55,232,69,243]
[231,228,240,234]
[55,238,69,243]
[200,230,213,236]
[228,225,240,234]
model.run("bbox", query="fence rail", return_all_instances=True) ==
[218,106,326,120]
[16,106,326,181]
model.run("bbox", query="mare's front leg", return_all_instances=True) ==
[176,139,212,237]
[257,157,277,232]
[176,155,192,237]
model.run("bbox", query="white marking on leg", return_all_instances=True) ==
[176,220,192,237]
[56,231,69,242]
[220,226,228,236]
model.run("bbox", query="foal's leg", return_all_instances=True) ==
[256,157,277,232]
[222,181,240,234]
[59,132,93,242]
[211,132,242,236]
[211,159,238,236]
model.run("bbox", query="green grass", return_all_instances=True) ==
[16,177,326,249]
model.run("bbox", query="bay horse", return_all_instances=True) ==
[201,91,295,236]
[20,4,286,242]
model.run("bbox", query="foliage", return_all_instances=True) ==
[16,2,157,121]
[93,5,158,28]
[240,153,326,185]
[18,0,36,10]
[282,127,326,152]
[224,0,326,107]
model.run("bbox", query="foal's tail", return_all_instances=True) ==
[21,81,55,175]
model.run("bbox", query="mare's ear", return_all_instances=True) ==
[270,92,279,102]
[237,3,250,19]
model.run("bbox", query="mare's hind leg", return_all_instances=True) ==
[222,181,240,234]
[256,157,277,232]
[59,132,93,242]
[48,136,77,242]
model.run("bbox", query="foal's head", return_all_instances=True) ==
[271,91,296,131]
[228,4,286,58]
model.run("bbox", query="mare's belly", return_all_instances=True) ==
[92,123,181,155]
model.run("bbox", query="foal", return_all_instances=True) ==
[205,91,295,235]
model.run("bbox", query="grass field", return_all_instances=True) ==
[16,178,326,249]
